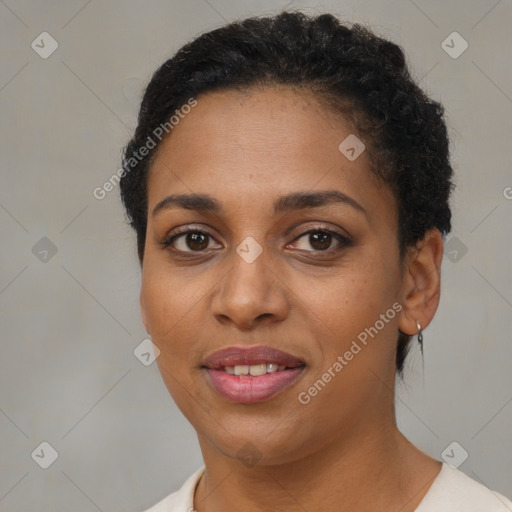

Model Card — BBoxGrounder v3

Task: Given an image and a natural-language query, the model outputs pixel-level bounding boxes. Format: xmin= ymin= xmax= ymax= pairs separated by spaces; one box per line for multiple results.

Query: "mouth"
xmin=201 ymin=345 xmax=306 ymax=403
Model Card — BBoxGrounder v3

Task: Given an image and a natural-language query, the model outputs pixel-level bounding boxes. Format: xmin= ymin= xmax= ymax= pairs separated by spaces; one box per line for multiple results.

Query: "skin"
xmin=139 ymin=86 xmax=445 ymax=511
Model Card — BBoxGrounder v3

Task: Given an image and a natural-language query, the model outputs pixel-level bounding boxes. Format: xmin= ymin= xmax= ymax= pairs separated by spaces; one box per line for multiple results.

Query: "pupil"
xmin=311 ymin=232 xmax=331 ymax=250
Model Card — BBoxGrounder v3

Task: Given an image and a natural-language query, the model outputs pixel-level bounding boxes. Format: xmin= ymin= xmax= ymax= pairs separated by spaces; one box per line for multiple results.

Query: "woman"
xmin=120 ymin=11 xmax=512 ymax=512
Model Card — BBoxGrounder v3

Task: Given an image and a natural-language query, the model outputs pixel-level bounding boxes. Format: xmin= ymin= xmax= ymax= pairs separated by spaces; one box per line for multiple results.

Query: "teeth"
xmin=234 ymin=365 xmax=249 ymax=375
xmin=249 ymin=364 xmax=267 ymax=376
xmin=224 ymin=363 xmax=290 ymax=375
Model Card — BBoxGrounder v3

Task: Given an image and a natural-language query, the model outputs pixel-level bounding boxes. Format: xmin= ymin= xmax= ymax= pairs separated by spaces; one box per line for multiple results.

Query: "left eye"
xmin=289 ymin=229 xmax=349 ymax=252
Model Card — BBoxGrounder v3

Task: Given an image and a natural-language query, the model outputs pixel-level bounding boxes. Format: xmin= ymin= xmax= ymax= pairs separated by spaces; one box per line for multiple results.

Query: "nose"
xmin=211 ymin=247 xmax=289 ymax=330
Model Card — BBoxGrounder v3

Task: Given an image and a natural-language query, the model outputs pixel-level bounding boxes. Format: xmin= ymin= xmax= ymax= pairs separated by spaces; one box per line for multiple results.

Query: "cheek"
xmin=292 ymin=259 xmax=394 ymax=331
xmin=140 ymin=267 xmax=187 ymax=354
xmin=292 ymin=254 xmax=401 ymax=382
xmin=140 ymin=262 xmax=219 ymax=370
xmin=141 ymin=270 xmax=199 ymax=404
xmin=142 ymin=262 xmax=201 ymax=328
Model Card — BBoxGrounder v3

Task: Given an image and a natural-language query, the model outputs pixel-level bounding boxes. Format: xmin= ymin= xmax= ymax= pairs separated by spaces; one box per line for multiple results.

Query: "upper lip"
xmin=202 ymin=345 xmax=305 ymax=369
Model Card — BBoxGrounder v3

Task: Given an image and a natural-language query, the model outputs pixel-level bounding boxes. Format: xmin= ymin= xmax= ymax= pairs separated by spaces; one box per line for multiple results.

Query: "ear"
xmin=140 ymin=291 xmax=150 ymax=335
xmin=398 ymin=228 xmax=444 ymax=336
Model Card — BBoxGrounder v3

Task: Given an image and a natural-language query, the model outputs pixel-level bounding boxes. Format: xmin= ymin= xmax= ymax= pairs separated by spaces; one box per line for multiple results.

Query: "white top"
xmin=143 ymin=462 xmax=512 ymax=512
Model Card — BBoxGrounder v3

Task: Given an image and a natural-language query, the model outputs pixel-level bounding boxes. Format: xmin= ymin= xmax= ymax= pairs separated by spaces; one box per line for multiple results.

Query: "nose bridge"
xmin=226 ymin=239 xmax=272 ymax=302
xmin=211 ymin=236 xmax=287 ymax=326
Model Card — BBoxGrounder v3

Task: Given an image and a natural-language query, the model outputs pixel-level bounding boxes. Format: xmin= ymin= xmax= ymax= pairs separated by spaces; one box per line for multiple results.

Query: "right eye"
xmin=160 ymin=228 xmax=221 ymax=253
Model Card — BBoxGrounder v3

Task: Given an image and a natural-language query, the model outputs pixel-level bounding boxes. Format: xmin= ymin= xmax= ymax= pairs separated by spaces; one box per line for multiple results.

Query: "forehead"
xmin=153 ymin=86 xmax=356 ymax=161
xmin=146 ymin=86 xmax=389 ymax=218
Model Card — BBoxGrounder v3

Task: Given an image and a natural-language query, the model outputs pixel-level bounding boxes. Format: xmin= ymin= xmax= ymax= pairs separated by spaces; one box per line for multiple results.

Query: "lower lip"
xmin=204 ymin=367 xmax=305 ymax=403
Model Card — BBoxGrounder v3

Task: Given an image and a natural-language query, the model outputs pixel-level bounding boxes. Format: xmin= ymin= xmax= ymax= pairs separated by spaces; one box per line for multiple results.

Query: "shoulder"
xmin=142 ymin=466 xmax=205 ymax=512
xmin=416 ymin=463 xmax=512 ymax=512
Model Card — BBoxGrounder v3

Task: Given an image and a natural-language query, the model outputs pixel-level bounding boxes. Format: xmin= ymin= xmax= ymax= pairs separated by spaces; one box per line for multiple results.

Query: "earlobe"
xmin=398 ymin=228 xmax=444 ymax=336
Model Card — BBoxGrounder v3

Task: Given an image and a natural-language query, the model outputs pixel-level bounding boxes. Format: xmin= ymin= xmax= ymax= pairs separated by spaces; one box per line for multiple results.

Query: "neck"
xmin=193 ymin=417 xmax=441 ymax=512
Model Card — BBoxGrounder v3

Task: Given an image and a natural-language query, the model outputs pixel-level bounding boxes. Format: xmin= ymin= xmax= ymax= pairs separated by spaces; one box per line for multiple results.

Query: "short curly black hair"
xmin=119 ymin=11 xmax=453 ymax=375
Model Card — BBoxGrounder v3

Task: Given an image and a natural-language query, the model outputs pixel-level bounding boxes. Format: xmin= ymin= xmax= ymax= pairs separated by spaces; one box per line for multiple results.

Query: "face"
xmin=140 ymin=86 xmax=409 ymax=465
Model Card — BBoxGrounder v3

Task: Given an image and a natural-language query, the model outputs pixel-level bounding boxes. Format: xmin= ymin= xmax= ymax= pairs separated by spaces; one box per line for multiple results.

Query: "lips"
xmin=202 ymin=345 xmax=306 ymax=403
xmin=202 ymin=345 xmax=305 ymax=369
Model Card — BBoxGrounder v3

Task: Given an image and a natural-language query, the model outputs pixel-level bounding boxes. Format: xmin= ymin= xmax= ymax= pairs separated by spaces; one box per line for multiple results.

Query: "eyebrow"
xmin=152 ymin=190 xmax=367 ymax=217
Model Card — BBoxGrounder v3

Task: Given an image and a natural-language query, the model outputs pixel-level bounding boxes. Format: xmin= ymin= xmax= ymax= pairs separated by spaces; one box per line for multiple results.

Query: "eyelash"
xmin=159 ymin=225 xmax=351 ymax=255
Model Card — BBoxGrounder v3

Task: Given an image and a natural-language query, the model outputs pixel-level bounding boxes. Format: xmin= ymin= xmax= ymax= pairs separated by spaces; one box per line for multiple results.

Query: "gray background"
xmin=1 ymin=0 xmax=511 ymax=510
